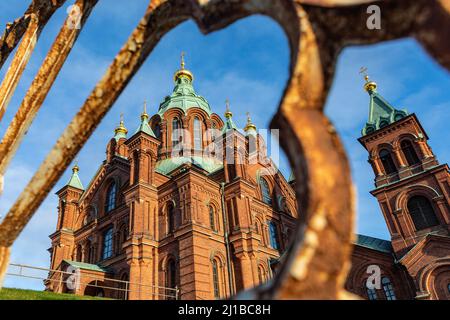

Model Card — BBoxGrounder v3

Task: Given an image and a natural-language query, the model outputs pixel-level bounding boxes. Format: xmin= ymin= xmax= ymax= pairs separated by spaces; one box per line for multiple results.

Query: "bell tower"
xmin=50 ymin=164 xmax=84 ymax=270
xmin=123 ymin=103 xmax=161 ymax=299
xmin=358 ymin=73 xmax=450 ymax=257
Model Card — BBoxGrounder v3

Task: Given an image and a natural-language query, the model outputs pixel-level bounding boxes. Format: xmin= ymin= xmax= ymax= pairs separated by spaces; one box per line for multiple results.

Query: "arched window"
xmin=166 ymin=259 xmax=177 ymax=300
xmin=105 ymin=182 xmax=117 ymax=213
xmin=258 ymin=266 xmax=266 ymax=284
xmin=172 ymin=118 xmax=182 ymax=148
xmin=379 ymin=149 xmax=397 ymax=175
xmin=268 ymin=221 xmax=280 ymax=250
xmin=88 ymin=243 xmax=95 ymax=263
xmin=118 ymin=273 xmax=129 ymax=300
xmin=212 ymin=259 xmax=220 ymax=299
xmin=407 ymin=196 xmax=439 ymax=230
xmin=102 ymin=228 xmax=114 ymax=260
xmin=367 ymin=288 xmax=377 ymax=300
xmin=154 ymin=123 xmax=161 ymax=139
xmin=85 ymin=241 xmax=91 ymax=263
xmin=211 ymin=122 xmax=217 ymax=142
xmin=76 ymin=244 xmax=82 ymax=262
xmin=382 ymin=277 xmax=396 ymax=300
xmin=193 ymin=117 xmax=202 ymax=150
xmin=260 ymin=179 xmax=272 ymax=205
xmin=401 ymin=140 xmax=420 ymax=166
xmin=209 ymin=206 xmax=217 ymax=232
xmin=167 ymin=202 xmax=175 ymax=233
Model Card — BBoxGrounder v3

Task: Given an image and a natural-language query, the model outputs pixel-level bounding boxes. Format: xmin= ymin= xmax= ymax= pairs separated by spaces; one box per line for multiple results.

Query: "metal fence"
xmin=5 ymin=263 xmax=179 ymax=300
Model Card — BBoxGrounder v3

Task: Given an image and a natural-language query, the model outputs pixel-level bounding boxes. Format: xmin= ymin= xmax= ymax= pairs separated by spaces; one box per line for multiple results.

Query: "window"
xmin=367 ymin=288 xmax=377 ymax=300
xmin=260 ymin=179 xmax=272 ymax=205
xmin=379 ymin=121 xmax=389 ymax=128
xmin=154 ymin=123 xmax=161 ymax=139
xmin=379 ymin=149 xmax=397 ymax=175
xmin=172 ymin=118 xmax=182 ymax=147
xmin=212 ymin=260 xmax=220 ymax=299
xmin=76 ymin=245 xmax=82 ymax=262
xmin=209 ymin=206 xmax=217 ymax=232
xmin=166 ymin=259 xmax=177 ymax=300
xmin=118 ymin=273 xmax=129 ymax=300
xmin=401 ymin=140 xmax=420 ymax=166
xmin=102 ymin=228 xmax=113 ymax=260
xmin=211 ymin=123 xmax=217 ymax=142
xmin=407 ymin=196 xmax=439 ymax=230
xmin=268 ymin=221 xmax=280 ymax=250
xmin=258 ymin=266 xmax=266 ymax=284
xmin=105 ymin=182 xmax=117 ymax=213
xmin=193 ymin=117 xmax=202 ymax=150
xmin=167 ymin=202 xmax=175 ymax=233
xmin=382 ymin=277 xmax=396 ymax=300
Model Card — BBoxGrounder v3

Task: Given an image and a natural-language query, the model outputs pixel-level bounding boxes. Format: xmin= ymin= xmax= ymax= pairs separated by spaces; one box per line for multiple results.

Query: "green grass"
xmin=0 ymin=288 xmax=109 ymax=300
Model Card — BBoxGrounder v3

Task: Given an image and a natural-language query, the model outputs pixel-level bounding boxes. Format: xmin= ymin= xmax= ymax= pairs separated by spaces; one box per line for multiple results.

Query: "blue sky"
xmin=1 ymin=1 xmax=449 ymax=290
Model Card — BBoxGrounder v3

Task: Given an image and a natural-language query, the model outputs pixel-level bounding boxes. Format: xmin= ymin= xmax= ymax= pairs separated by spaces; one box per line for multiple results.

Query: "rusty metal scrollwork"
xmin=0 ymin=0 xmax=449 ymax=299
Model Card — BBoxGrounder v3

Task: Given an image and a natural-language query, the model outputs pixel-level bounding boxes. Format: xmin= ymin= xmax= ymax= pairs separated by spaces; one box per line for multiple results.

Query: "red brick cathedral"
xmin=47 ymin=60 xmax=450 ymax=300
xmin=47 ymin=58 xmax=298 ymax=300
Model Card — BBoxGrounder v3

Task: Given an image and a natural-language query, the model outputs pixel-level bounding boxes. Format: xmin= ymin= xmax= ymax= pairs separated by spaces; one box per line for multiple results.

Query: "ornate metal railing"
xmin=0 ymin=0 xmax=449 ymax=299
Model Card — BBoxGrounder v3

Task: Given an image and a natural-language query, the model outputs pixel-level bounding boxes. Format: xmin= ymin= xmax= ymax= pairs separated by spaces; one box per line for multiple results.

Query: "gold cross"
xmin=181 ymin=51 xmax=185 ymax=69
xmin=359 ymin=66 xmax=369 ymax=81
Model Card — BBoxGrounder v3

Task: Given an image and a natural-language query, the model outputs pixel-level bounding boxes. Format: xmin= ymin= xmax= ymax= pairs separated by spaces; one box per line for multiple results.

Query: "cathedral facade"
xmin=46 ymin=59 xmax=450 ymax=300
xmin=46 ymin=59 xmax=298 ymax=300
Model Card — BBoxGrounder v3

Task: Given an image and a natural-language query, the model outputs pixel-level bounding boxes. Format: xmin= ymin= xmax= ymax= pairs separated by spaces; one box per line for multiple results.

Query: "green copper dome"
xmin=361 ymin=77 xmax=408 ymax=136
xmin=158 ymin=58 xmax=212 ymax=117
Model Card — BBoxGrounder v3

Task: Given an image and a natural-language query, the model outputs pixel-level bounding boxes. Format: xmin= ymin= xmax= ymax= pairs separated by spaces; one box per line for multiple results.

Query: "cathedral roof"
xmin=157 ymin=53 xmax=212 ymax=117
xmin=66 ymin=164 xmax=84 ymax=190
xmin=361 ymin=74 xmax=409 ymax=136
xmin=63 ymin=260 xmax=109 ymax=273
xmin=155 ymin=156 xmax=223 ymax=176
xmin=355 ymin=234 xmax=392 ymax=254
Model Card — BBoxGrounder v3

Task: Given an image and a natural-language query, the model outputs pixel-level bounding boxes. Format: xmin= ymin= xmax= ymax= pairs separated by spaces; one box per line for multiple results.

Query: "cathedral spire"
xmin=66 ymin=161 xmax=84 ymax=190
xmin=222 ymin=99 xmax=238 ymax=134
xmin=134 ymin=100 xmax=156 ymax=137
xmin=244 ymin=112 xmax=257 ymax=136
xmin=359 ymin=68 xmax=408 ymax=136
xmin=114 ymin=113 xmax=128 ymax=141
xmin=174 ymin=51 xmax=194 ymax=82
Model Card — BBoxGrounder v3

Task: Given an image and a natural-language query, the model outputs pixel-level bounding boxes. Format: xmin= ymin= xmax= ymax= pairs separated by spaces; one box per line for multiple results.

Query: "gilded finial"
xmin=141 ymin=100 xmax=149 ymax=121
xmin=72 ymin=160 xmax=79 ymax=173
xmin=244 ymin=112 xmax=257 ymax=132
xmin=181 ymin=51 xmax=185 ymax=70
xmin=174 ymin=51 xmax=193 ymax=82
xmin=359 ymin=66 xmax=377 ymax=92
xmin=224 ymin=99 xmax=233 ymax=119
xmin=115 ymin=112 xmax=128 ymax=136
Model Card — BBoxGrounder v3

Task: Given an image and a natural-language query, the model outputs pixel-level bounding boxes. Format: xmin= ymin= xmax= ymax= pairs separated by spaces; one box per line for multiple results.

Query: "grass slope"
xmin=0 ymin=288 xmax=108 ymax=300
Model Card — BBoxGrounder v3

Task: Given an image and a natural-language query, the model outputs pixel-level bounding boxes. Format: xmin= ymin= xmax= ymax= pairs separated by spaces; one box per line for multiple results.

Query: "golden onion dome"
xmin=224 ymin=98 xmax=233 ymax=119
xmin=244 ymin=112 xmax=257 ymax=132
xmin=114 ymin=113 xmax=128 ymax=136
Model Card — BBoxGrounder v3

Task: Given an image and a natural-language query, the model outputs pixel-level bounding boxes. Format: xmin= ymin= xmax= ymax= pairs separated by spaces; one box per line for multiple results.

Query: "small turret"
xmin=221 ymin=99 xmax=238 ymax=134
xmin=66 ymin=162 xmax=84 ymax=190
